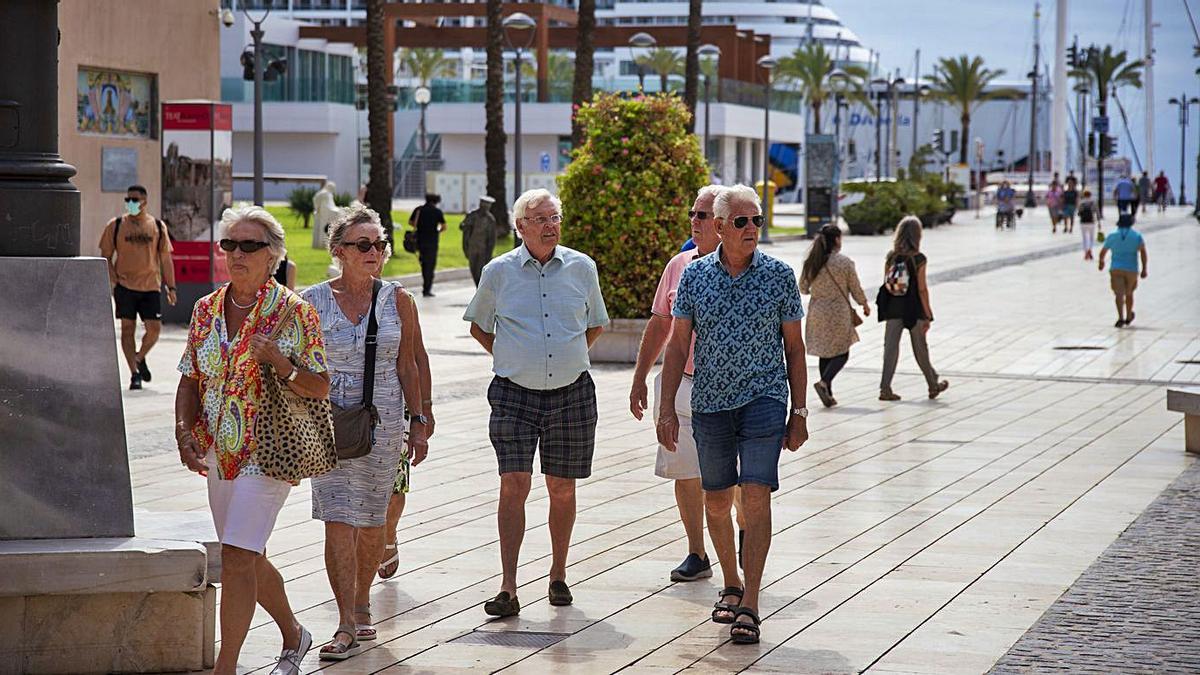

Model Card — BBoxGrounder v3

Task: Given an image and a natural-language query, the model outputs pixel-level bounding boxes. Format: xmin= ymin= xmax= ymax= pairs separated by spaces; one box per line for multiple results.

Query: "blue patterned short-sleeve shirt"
xmin=672 ymin=246 xmax=804 ymax=413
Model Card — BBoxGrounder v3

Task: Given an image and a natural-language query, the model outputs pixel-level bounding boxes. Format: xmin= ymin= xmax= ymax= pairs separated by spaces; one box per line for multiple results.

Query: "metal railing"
xmin=394 ymin=133 xmax=443 ymax=198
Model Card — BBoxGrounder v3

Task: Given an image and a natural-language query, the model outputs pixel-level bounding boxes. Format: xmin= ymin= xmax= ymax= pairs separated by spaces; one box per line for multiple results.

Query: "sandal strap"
xmin=718 ymin=586 xmax=744 ymax=599
xmin=733 ymin=607 xmax=761 ymax=625
xmin=354 ymin=604 xmax=371 ymax=615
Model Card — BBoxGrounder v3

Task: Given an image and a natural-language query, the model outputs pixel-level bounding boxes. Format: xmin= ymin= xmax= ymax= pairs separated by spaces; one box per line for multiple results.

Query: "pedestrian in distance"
xmin=174 ymin=206 xmax=331 ymax=675
xmin=658 ymin=184 xmax=810 ymax=646
xmin=99 ymin=184 xmax=177 ymax=391
xmin=1113 ymin=173 xmax=1137 ymax=219
xmin=1078 ymin=190 xmax=1098 ymax=261
xmin=409 ymin=193 xmax=447 ymax=297
xmin=876 ymin=216 xmax=949 ymax=402
xmin=464 ymin=188 xmax=609 ymax=618
xmin=995 ymin=180 xmax=1017 ymax=230
xmin=301 ymin=206 xmax=430 ymax=660
xmin=460 ymin=195 xmax=498 ymax=286
xmin=1046 ymin=180 xmax=1063 ymax=233
xmin=1138 ymin=171 xmax=1153 ymax=215
xmin=1061 ymin=176 xmax=1079 ymax=234
xmin=630 ymin=185 xmax=746 ymax=583
xmin=1153 ymin=171 xmax=1170 ymax=213
xmin=800 ymin=224 xmax=870 ymax=408
xmin=1098 ymin=213 xmax=1148 ymax=328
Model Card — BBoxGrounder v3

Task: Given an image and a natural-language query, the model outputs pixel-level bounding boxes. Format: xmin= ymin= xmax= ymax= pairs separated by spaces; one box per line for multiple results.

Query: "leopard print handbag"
xmin=253 ymin=300 xmax=337 ymax=483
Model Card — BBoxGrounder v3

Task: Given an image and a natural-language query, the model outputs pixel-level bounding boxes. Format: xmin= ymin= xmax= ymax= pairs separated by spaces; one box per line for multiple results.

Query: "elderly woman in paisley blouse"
xmin=175 ymin=205 xmax=330 ymax=675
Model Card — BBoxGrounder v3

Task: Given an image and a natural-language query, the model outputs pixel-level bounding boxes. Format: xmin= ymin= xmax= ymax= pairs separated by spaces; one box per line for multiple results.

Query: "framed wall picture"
xmin=77 ymin=67 xmax=156 ymax=138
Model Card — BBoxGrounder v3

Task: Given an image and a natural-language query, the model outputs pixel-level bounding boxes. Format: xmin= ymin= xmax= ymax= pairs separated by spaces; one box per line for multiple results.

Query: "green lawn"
xmin=267 ymin=206 xmax=512 ymax=288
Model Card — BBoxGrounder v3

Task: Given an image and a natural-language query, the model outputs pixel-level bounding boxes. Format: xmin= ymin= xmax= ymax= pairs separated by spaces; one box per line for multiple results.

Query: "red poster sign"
xmin=163 ymin=103 xmax=232 ymax=131
xmin=172 ymin=240 xmax=229 ymax=284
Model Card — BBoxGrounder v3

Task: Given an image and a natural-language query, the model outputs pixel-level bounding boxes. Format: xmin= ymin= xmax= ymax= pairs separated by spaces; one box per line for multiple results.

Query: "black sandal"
xmin=711 ymin=586 xmax=743 ymax=624
xmin=730 ymin=607 xmax=761 ymax=644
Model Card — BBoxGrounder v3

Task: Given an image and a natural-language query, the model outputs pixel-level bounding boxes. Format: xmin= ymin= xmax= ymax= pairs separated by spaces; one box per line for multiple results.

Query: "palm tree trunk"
xmin=959 ymin=112 xmax=971 ymax=165
xmin=365 ymin=0 xmax=393 ymax=238
xmin=682 ymin=0 xmax=702 ymax=132
xmin=485 ymin=0 xmax=509 ymax=230
xmin=571 ymin=0 xmax=595 ymax=147
xmin=1096 ymin=97 xmax=1106 ymax=219
xmin=811 ymin=102 xmax=822 ymax=135
xmin=660 ymin=72 xmax=669 ymax=93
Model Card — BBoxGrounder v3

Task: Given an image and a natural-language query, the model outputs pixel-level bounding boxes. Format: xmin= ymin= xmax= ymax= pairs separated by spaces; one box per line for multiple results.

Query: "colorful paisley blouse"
xmin=178 ymin=278 xmax=328 ymax=480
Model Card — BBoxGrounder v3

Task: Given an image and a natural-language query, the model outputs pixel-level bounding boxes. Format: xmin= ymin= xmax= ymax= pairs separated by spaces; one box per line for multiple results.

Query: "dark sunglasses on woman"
xmin=688 ymin=210 xmax=710 ymax=220
xmin=344 ymin=239 xmax=389 ymax=253
xmin=731 ymin=215 xmax=765 ymax=229
xmin=219 ymin=239 xmax=270 ymax=253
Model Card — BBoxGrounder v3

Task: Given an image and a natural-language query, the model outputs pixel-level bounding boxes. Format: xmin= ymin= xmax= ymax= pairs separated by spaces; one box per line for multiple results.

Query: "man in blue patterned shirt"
xmin=657 ymin=184 xmax=809 ymax=645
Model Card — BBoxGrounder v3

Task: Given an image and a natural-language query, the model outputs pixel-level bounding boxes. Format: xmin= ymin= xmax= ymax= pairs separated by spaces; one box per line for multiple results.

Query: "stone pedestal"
xmin=590 ymin=318 xmax=655 ymax=364
xmin=0 ymin=257 xmax=132 ymax=540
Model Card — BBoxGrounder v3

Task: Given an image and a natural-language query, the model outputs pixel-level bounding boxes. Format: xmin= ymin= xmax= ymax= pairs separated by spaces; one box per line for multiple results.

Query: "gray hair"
xmin=327 ymin=204 xmax=391 ymax=265
xmin=713 ymin=184 xmax=761 ymax=220
xmin=219 ymin=205 xmax=287 ymax=274
xmin=512 ymin=188 xmax=562 ymax=226
xmin=696 ymin=184 xmax=723 ymax=203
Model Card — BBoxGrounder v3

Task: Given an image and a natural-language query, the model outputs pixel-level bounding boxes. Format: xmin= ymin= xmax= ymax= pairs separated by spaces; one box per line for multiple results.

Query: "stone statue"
xmin=460 ymin=195 xmax=498 ymax=286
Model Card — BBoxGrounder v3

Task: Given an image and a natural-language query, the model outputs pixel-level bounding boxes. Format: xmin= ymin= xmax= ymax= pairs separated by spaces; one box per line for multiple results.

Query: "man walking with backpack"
xmin=99 ymin=184 xmax=176 ymax=390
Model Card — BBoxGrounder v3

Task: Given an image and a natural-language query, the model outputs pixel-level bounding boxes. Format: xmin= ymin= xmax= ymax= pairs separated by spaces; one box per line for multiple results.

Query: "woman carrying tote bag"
xmin=799 ymin=224 xmax=870 ymax=408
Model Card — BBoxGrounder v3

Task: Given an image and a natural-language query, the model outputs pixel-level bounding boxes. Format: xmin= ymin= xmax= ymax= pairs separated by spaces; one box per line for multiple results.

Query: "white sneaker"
xmin=269 ymin=624 xmax=312 ymax=675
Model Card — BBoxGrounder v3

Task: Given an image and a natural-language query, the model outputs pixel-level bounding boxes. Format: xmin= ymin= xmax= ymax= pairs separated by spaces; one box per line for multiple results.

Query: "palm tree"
xmin=776 ymin=42 xmax=872 ymax=134
xmin=638 ymin=48 xmax=684 ymax=93
xmin=484 ymin=0 xmax=508 ymax=229
xmin=1071 ymin=45 xmax=1142 ymax=218
xmin=520 ymin=53 xmax=574 ymax=100
xmin=365 ymin=0 xmax=393 ymax=237
xmin=682 ymin=0 xmax=702 ymax=132
xmin=571 ymin=0 xmax=595 ymax=147
xmin=399 ymin=48 xmax=454 ymax=86
xmin=927 ymin=55 xmax=1019 ymax=164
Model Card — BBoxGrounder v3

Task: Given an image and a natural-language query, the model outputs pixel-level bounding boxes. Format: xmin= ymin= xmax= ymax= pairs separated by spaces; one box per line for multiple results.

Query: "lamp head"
xmin=413 ymin=86 xmax=432 ymax=106
xmin=502 ymin=12 xmax=536 ymax=31
xmin=698 ymin=44 xmax=721 ymax=58
xmin=629 ymin=32 xmax=656 ymax=48
xmin=502 ymin=12 xmax=537 ymax=49
xmin=757 ymin=55 xmax=778 ymax=71
xmin=220 ymin=8 xmax=235 ymax=28
xmin=1169 ymin=97 xmax=1181 ymax=105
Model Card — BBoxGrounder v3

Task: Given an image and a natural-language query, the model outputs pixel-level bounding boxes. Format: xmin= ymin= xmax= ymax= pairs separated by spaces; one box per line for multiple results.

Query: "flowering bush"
xmin=558 ymin=93 xmax=708 ymax=318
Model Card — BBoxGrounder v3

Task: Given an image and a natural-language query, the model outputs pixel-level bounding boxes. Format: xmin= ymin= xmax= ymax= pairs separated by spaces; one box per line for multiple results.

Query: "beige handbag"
xmin=253 ymin=298 xmax=338 ymax=482
xmin=824 ymin=266 xmax=864 ymax=327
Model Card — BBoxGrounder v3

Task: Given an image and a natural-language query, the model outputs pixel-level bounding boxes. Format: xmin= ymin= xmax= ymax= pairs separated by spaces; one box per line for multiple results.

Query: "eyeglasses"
xmin=219 ymin=239 xmax=270 ymax=253
xmin=124 ymin=197 xmax=142 ymax=204
xmin=522 ymin=213 xmax=562 ymax=226
xmin=731 ymin=215 xmax=765 ymax=229
xmin=688 ymin=210 xmax=711 ymax=220
xmin=344 ymin=239 xmax=388 ymax=253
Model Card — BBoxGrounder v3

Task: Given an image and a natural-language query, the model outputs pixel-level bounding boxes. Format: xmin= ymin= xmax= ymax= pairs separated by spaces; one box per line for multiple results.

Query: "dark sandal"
xmin=318 ymin=625 xmax=361 ymax=661
xmin=730 ymin=607 xmax=761 ymax=644
xmin=484 ymin=591 xmax=521 ymax=617
xmin=711 ymin=586 xmax=744 ymax=624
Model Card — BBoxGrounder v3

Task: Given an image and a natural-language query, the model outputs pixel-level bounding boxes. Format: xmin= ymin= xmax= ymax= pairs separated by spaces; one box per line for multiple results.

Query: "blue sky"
xmin=828 ymin=0 xmax=1199 ymax=188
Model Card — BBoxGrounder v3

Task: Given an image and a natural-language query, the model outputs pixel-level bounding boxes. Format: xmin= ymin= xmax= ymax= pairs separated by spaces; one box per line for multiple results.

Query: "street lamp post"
xmin=629 ymin=32 xmax=656 ymax=93
xmin=238 ymin=7 xmax=287 ymax=206
xmin=871 ymin=75 xmax=904 ymax=179
xmin=414 ymin=86 xmax=432 ymax=161
xmin=503 ymin=11 xmax=536 ymax=248
xmin=758 ymin=55 xmax=778 ymax=244
xmin=699 ymin=44 xmax=720 ymax=171
xmin=1167 ymin=94 xmax=1200 ymax=205
xmin=1075 ymin=82 xmax=1089 ymax=191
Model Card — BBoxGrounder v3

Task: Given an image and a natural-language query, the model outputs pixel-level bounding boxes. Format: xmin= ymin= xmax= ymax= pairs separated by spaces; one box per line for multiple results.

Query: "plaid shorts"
xmin=487 ymin=372 xmax=598 ymax=479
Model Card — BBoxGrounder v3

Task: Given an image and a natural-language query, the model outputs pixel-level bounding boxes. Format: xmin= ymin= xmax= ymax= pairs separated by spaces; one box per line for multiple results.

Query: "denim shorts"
xmin=691 ymin=397 xmax=787 ymax=492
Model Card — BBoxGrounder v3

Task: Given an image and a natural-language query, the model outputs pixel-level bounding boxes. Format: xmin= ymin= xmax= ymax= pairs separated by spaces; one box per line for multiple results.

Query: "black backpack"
xmin=112 ymin=215 xmax=167 ymax=250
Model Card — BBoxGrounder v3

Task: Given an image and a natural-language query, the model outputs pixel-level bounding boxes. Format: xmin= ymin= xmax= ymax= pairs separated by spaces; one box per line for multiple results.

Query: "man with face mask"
xmin=99 ymin=184 xmax=176 ymax=390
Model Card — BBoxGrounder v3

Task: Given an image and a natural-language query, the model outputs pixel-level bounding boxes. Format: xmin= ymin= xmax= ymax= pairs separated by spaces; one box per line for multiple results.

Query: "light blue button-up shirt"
xmin=464 ymin=244 xmax=609 ymax=390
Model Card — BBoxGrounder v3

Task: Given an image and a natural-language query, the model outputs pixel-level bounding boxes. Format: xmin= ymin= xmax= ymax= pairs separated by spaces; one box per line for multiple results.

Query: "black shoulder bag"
xmin=331 ymin=279 xmax=383 ymax=459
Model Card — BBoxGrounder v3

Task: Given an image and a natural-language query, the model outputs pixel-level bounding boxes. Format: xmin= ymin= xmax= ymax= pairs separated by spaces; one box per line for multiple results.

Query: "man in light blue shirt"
xmin=464 ymin=188 xmax=608 ymax=617
xmin=658 ymin=184 xmax=809 ymax=646
xmin=1113 ymin=174 xmax=1136 ymax=217
xmin=1098 ymin=213 xmax=1148 ymax=327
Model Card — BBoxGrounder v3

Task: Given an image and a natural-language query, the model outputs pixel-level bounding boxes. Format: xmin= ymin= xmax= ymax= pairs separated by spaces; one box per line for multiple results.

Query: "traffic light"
xmin=1100 ymin=134 xmax=1116 ymax=158
xmin=932 ymin=129 xmax=945 ymax=153
xmin=1087 ymin=133 xmax=1096 ymax=158
xmin=1067 ymin=44 xmax=1079 ymax=69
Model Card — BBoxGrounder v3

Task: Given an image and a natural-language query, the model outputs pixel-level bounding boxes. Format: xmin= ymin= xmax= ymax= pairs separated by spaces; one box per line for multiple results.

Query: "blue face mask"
xmin=125 ymin=200 xmax=142 ymax=216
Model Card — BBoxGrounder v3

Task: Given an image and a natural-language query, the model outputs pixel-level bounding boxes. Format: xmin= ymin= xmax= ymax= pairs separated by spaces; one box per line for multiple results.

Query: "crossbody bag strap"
xmin=361 ymin=278 xmax=383 ymax=407
xmin=822 ymin=263 xmax=855 ymax=313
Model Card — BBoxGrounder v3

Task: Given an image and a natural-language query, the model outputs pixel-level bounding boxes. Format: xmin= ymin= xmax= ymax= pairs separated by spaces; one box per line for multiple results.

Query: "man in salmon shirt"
xmin=629 ymin=185 xmax=744 ymax=583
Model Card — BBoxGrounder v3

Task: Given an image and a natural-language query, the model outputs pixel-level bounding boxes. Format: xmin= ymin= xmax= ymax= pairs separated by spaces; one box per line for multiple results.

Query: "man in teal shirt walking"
xmin=1098 ymin=214 xmax=1148 ymax=327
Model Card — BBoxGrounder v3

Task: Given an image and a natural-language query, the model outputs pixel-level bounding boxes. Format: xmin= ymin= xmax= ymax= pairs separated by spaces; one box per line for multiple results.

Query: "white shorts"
xmin=206 ymin=455 xmax=291 ymax=554
xmin=652 ymin=373 xmax=701 ymax=480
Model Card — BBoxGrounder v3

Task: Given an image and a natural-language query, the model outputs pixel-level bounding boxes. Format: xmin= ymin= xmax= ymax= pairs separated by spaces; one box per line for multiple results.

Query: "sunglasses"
xmin=124 ymin=197 xmax=142 ymax=204
xmin=219 ymin=238 xmax=270 ymax=253
xmin=343 ymin=239 xmax=389 ymax=253
xmin=688 ymin=210 xmax=710 ymax=220
xmin=731 ymin=215 xmax=765 ymax=229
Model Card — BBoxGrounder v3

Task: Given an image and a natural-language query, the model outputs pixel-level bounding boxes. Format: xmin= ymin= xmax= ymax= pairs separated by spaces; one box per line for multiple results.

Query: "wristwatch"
xmin=792 ymin=407 xmax=809 ymax=419
xmin=411 ymin=414 xmax=430 ymax=427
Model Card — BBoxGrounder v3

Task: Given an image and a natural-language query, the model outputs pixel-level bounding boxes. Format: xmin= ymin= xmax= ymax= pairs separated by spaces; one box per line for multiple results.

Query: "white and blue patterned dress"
xmin=303 ymin=280 xmax=408 ymax=528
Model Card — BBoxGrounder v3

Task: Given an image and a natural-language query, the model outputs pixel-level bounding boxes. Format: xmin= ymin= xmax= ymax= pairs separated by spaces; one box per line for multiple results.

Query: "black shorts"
xmin=488 ymin=372 xmax=598 ymax=479
xmin=114 ymin=284 xmax=162 ymax=322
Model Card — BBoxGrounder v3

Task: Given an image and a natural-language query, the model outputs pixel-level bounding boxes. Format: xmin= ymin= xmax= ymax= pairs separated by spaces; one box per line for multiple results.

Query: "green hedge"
xmin=842 ymin=179 xmax=953 ymax=235
xmin=558 ymin=93 xmax=708 ymax=318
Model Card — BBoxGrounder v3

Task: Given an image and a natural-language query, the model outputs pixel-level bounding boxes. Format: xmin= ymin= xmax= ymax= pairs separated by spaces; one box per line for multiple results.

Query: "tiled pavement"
xmin=121 ymin=207 xmax=1199 ymax=673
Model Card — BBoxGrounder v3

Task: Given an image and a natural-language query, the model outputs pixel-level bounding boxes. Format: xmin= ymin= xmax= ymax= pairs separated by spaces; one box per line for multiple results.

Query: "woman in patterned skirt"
xmin=302 ymin=206 xmax=430 ymax=660
xmin=799 ymin=224 xmax=870 ymax=407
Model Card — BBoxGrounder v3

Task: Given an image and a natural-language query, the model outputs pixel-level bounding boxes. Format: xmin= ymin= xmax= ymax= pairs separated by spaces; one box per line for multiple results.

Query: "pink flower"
xmin=622 ymin=149 xmax=629 ymax=156
xmin=635 ymin=210 xmax=644 ymax=217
